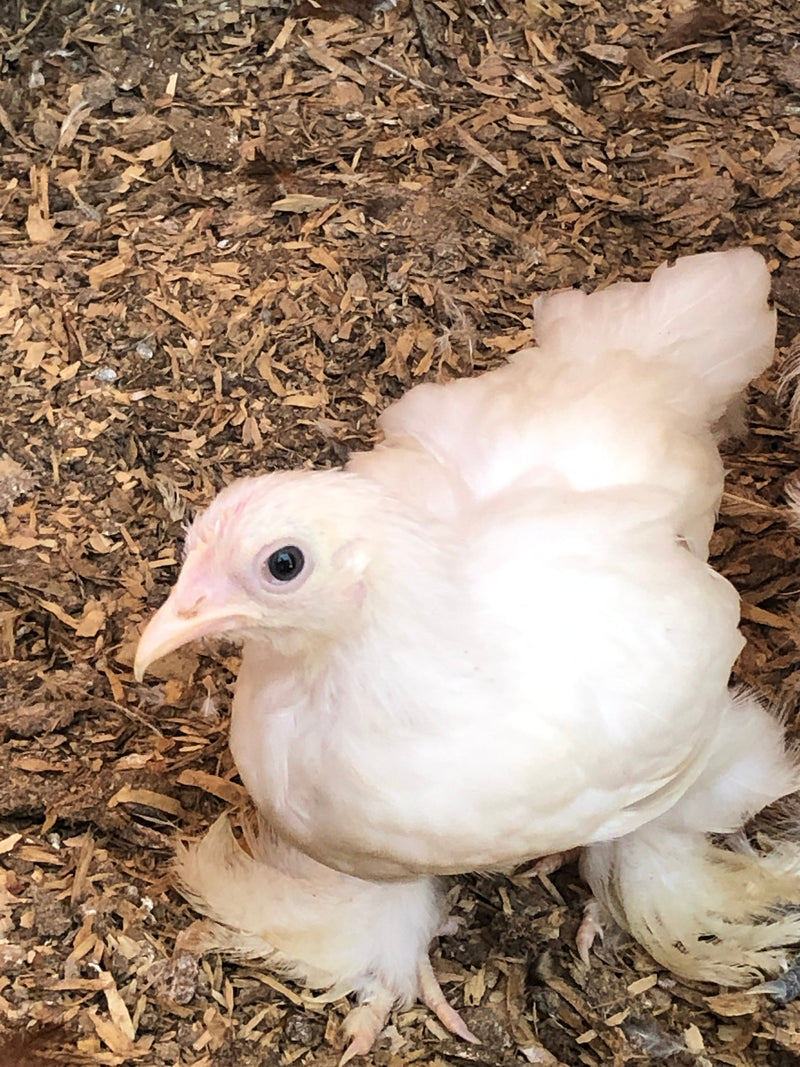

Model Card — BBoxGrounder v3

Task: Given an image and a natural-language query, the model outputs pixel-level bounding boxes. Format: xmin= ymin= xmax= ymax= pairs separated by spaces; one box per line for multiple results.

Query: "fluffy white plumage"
xmin=136 ymin=248 xmax=800 ymax=1060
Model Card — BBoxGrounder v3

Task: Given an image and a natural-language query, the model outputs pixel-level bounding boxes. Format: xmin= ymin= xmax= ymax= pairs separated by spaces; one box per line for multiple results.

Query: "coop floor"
xmin=2 ymin=0 xmax=800 ymax=1064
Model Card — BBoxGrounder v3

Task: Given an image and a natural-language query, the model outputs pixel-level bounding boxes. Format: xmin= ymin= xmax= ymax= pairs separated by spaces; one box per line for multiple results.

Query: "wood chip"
xmin=627 ymin=973 xmax=659 ymax=996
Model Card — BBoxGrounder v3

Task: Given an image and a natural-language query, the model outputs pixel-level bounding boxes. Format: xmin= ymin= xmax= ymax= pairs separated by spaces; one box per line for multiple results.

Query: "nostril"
xmin=177 ymin=596 xmax=206 ymax=619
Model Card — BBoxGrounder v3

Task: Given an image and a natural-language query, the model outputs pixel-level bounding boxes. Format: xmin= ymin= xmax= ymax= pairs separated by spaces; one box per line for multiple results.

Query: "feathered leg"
xmin=173 ymin=815 xmax=477 ymax=1059
xmin=582 ymin=691 xmax=800 ymax=984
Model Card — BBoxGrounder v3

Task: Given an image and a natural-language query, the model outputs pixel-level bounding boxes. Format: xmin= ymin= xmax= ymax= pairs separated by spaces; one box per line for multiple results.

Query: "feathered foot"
xmin=173 ymin=815 xmax=473 ymax=1060
xmin=582 ymin=691 xmax=800 ymax=985
xmin=338 ymin=961 xmax=478 ymax=1065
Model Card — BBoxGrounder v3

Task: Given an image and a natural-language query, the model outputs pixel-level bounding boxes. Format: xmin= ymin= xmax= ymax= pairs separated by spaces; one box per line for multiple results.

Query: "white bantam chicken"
xmin=135 ymin=248 xmax=800 ymax=1061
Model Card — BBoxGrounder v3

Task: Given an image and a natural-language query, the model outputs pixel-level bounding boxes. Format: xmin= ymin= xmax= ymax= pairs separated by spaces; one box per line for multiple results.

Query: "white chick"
xmin=136 ymin=248 xmax=800 ymax=1061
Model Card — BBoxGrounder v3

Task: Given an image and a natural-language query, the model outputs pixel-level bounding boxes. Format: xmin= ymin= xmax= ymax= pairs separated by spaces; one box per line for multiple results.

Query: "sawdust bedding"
xmin=1 ymin=0 xmax=800 ymax=1064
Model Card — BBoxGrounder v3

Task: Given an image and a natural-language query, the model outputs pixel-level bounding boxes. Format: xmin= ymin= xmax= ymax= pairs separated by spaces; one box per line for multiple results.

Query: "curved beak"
xmin=134 ymin=554 xmax=257 ymax=681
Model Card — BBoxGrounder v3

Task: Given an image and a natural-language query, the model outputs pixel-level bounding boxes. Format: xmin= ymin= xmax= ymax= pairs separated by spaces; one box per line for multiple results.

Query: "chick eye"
xmin=265 ymin=545 xmax=305 ymax=582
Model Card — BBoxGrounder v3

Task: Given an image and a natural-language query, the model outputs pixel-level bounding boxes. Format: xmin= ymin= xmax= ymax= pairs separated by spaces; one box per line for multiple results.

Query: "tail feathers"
xmin=174 ymin=815 xmax=442 ymax=1005
xmin=582 ymin=828 xmax=800 ymax=985
xmin=534 ymin=248 xmax=776 ymax=422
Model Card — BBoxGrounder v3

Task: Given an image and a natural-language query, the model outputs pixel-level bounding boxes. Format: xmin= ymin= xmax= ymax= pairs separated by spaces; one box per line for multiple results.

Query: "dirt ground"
xmin=2 ymin=0 xmax=800 ymax=1064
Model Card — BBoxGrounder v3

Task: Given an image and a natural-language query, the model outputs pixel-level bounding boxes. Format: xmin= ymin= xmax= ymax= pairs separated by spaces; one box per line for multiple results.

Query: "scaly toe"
xmin=339 ymin=989 xmax=395 ymax=1065
xmin=418 ymin=957 xmax=480 ymax=1045
xmin=576 ymin=899 xmax=604 ymax=965
xmin=528 ymin=847 xmax=581 ymax=879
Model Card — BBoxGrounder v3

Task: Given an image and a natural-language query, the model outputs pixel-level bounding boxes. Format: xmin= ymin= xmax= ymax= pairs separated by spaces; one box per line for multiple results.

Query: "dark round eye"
xmin=265 ymin=545 xmax=305 ymax=582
